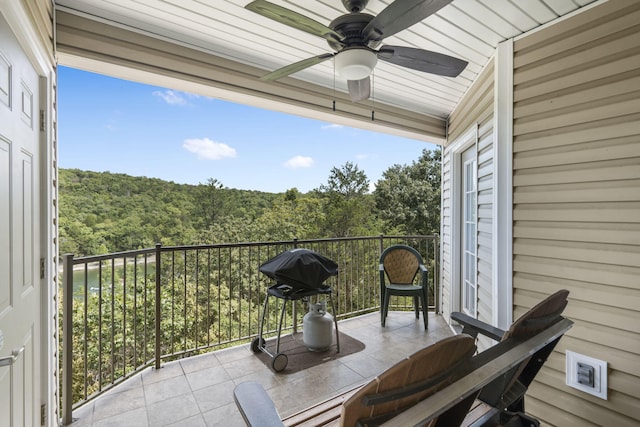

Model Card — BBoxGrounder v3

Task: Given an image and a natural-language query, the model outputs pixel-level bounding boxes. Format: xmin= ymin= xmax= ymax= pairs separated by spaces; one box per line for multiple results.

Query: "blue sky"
xmin=57 ymin=66 xmax=437 ymax=193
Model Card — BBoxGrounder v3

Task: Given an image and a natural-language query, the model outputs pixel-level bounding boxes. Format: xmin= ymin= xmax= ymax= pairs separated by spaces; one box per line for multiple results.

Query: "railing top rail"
xmin=66 ymin=235 xmax=440 ymax=263
xmin=160 ymin=235 xmax=439 ymax=252
xmin=68 ymin=247 xmax=157 ymax=264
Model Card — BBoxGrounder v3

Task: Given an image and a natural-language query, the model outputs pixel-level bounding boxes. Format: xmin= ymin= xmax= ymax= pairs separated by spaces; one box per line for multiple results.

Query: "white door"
xmin=0 ymin=13 xmax=42 ymax=427
xmin=461 ymin=146 xmax=477 ymax=316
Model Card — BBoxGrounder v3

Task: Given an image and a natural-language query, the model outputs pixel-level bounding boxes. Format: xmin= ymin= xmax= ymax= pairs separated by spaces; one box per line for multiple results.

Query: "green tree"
xmin=255 ymin=194 xmax=325 ymax=240
xmin=374 ymin=148 xmax=441 ymax=235
xmin=319 ymin=161 xmax=369 ymax=197
xmin=196 ymin=178 xmax=228 ymax=228
xmin=317 ymin=162 xmax=372 ymax=237
xmin=284 ymin=188 xmax=299 ymax=202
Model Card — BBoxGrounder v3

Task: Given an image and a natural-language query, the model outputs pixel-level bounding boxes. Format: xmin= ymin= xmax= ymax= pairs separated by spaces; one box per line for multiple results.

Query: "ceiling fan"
xmin=245 ymin=0 xmax=468 ymax=102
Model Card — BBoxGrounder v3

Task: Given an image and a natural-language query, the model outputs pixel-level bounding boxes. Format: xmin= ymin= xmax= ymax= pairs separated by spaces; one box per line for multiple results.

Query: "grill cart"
xmin=252 ymin=248 xmax=340 ymax=372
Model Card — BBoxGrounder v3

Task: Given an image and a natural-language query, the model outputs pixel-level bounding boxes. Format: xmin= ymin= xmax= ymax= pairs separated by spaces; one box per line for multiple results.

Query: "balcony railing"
xmin=60 ymin=235 xmax=439 ymax=424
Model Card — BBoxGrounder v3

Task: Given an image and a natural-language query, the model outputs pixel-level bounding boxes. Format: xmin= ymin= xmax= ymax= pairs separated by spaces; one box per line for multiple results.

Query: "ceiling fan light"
xmin=335 ymin=48 xmax=378 ymax=80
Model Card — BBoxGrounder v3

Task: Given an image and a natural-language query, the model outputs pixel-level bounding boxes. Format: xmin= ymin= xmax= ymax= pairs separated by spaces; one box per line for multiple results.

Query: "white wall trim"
xmin=439 ymin=139 xmax=445 ymax=314
xmin=40 ymin=72 xmax=57 ymax=427
xmin=492 ymin=39 xmax=514 ymax=330
xmin=446 ymin=124 xmax=478 ymax=317
xmin=0 ymin=0 xmax=52 ymax=75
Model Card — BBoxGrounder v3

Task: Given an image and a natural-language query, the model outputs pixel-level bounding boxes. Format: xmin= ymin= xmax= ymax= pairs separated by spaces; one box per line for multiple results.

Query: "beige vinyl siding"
xmin=440 ymin=142 xmax=452 ymax=319
xmin=54 ymin=11 xmax=446 ymax=143
xmin=448 ymin=59 xmax=494 ymax=143
xmin=441 ymin=59 xmax=494 ymax=332
xmin=512 ymin=1 xmax=640 ymax=425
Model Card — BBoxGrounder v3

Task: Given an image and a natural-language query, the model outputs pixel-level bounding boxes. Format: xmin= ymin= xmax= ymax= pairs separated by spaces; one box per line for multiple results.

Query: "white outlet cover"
xmin=566 ymin=350 xmax=607 ymax=400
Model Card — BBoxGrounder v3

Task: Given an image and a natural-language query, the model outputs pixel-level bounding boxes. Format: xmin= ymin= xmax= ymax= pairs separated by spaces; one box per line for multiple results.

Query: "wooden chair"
xmin=379 ymin=245 xmax=429 ymax=329
xmin=451 ymin=289 xmax=570 ymax=426
xmin=233 ymin=291 xmax=573 ymax=427
xmin=234 ymin=334 xmax=478 ymax=427
xmin=382 ymin=317 xmax=572 ymax=427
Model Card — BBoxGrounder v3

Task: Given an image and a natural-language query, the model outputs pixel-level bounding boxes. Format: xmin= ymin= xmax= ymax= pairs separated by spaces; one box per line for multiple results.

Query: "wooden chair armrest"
xmin=234 ymin=381 xmax=284 ymax=427
xmin=451 ymin=312 xmax=505 ymax=341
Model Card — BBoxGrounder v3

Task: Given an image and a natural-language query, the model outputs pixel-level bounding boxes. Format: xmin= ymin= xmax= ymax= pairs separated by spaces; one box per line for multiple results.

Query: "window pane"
xmin=470 ymin=286 xmax=476 ymax=312
xmin=470 ymin=257 xmax=476 ymax=286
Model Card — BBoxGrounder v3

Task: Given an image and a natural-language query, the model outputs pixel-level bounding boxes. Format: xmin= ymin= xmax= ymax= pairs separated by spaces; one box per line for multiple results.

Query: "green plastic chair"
xmin=379 ymin=245 xmax=429 ymax=329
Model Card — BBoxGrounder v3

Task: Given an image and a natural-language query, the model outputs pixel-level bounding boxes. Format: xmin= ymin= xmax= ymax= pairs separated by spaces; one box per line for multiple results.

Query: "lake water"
xmin=70 ymin=262 xmax=156 ymax=297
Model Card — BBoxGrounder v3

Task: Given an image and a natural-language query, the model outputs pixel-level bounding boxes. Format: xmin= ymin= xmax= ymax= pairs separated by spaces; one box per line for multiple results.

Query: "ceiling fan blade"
xmin=363 ymin=0 xmax=452 ymax=42
xmin=246 ymin=0 xmax=344 ymax=43
xmin=378 ymin=45 xmax=467 ymax=77
xmin=347 ymin=77 xmax=371 ymax=102
xmin=260 ymin=53 xmax=334 ymax=81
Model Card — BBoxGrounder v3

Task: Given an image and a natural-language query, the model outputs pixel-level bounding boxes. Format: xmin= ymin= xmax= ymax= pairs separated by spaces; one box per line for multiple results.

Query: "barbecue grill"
xmin=252 ymin=248 xmax=340 ymax=371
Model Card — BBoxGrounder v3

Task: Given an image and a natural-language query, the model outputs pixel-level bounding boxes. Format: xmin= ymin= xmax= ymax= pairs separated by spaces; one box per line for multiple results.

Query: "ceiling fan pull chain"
xmin=371 ymin=71 xmax=375 ymax=121
xmin=333 ymin=59 xmax=337 ymax=112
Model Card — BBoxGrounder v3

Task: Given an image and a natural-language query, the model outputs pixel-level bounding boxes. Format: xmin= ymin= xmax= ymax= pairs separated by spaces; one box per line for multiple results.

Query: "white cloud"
xmin=283 ymin=155 xmax=314 ymax=169
xmin=321 ymin=123 xmax=344 ymax=130
xmin=356 ymin=153 xmax=369 ymax=160
xmin=153 ymin=90 xmax=188 ymax=105
xmin=183 ymin=138 xmax=237 ymax=160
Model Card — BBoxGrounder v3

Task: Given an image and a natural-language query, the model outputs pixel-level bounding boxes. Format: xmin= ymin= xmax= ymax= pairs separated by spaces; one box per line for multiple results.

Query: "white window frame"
xmin=461 ymin=147 xmax=477 ymax=316
xmin=447 ymin=125 xmax=478 ymax=317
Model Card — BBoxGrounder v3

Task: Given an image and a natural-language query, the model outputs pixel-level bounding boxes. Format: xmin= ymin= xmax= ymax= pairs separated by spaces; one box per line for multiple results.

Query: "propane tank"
xmin=303 ymin=301 xmax=333 ymax=351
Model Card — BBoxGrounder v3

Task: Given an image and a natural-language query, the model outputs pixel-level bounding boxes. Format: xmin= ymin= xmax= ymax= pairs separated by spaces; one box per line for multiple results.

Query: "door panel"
xmin=0 ymin=13 xmax=41 ymax=427
xmin=20 ymin=153 xmax=34 ymax=291
xmin=0 ymin=138 xmax=10 ymax=313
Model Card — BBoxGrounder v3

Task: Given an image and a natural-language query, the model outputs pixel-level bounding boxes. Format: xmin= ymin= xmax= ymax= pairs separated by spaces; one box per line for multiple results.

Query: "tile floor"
xmin=69 ymin=311 xmax=453 ymax=427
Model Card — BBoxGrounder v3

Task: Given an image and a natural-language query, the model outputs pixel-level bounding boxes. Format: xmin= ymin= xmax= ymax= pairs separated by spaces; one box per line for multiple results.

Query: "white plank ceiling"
xmin=55 ymin=0 xmax=598 ymax=119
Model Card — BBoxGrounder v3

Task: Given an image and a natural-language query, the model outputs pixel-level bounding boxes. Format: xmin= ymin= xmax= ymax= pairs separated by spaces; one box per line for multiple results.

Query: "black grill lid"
xmin=259 ymin=248 xmax=338 ymax=289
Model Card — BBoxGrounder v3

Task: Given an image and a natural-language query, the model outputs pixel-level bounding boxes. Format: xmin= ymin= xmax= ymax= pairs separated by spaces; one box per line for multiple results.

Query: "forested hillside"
xmin=59 ymin=149 xmax=441 ymax=256
xmin=58 ymin=169 xmax=280 ymax=255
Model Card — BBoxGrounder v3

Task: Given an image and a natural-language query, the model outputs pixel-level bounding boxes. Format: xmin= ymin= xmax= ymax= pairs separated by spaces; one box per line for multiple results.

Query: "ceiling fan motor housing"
xmin=341 ymin=0 xmax=369 ymax=12
xmin=328 ymin=13 xmax=380 ymax=51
